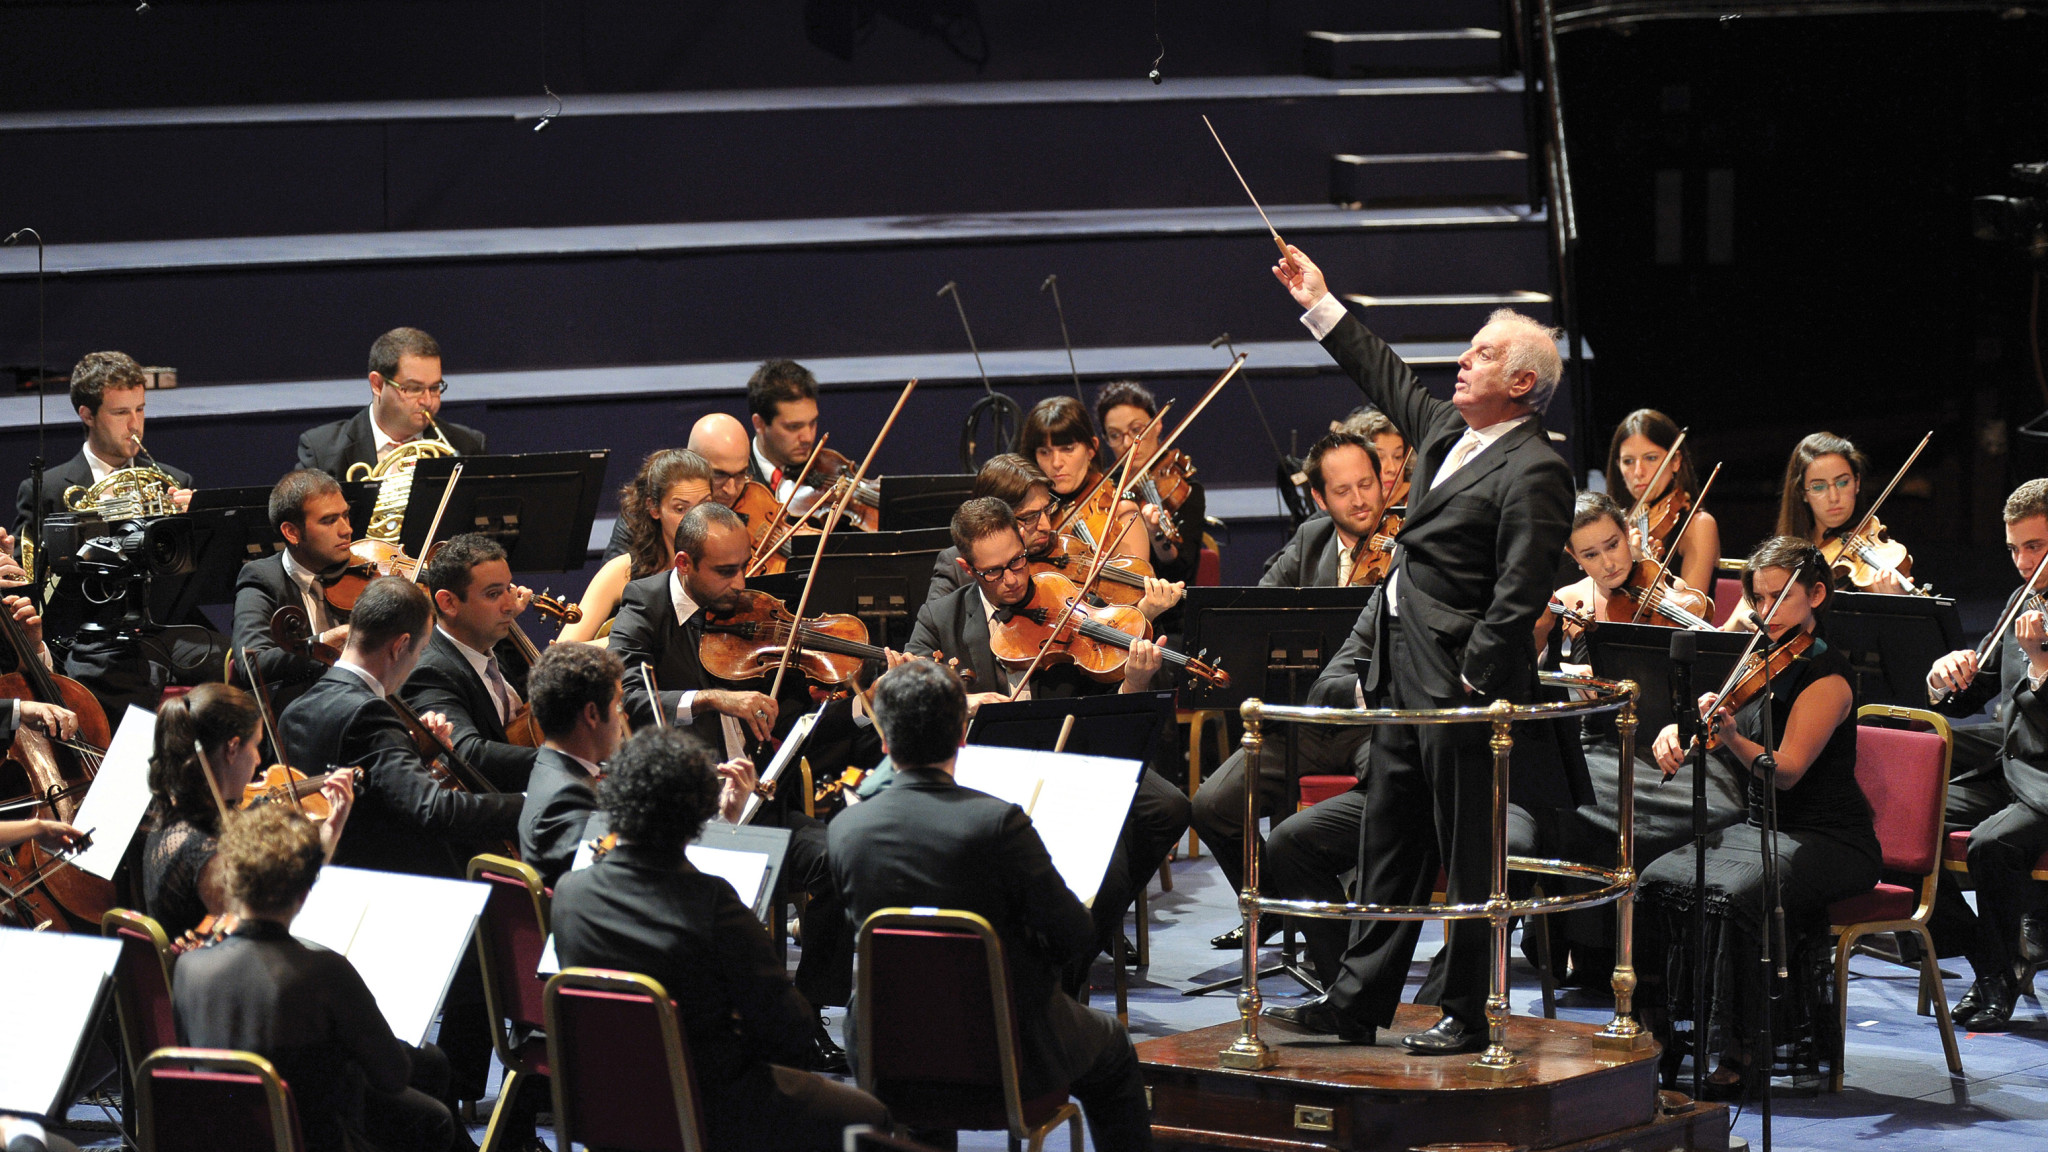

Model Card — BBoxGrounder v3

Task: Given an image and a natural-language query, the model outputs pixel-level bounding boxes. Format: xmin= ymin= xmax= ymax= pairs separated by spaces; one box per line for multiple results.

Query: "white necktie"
xmin=1442 ymin=432 xmax=1482 ymax=481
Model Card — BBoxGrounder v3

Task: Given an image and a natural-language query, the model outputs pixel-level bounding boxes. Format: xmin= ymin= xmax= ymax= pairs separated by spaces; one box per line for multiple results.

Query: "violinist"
xmin=173 ymin=805 xmax=460 ymax=1152
xmin=747 ymin=359 xmax=822 ymax=501
xmin=1337 ymin=406 xmax=1412 ymax=510
xmin=571 ymin=449 xmax=714 ymax=643
xmin=927 ymin=454 xmax=1061 ymax=604
xmin=1641 ymin=537 xmax=1877 ymax=1096
xmin=517 ymin=644 xmax=626 ymax=885
xmin=1018 ymin=396 xmax=1149 ymax=566
xmin=1775 ymin=431 xmax=1912 ymax=595
xmin=294 ymin=327 xmax=486 ymax=480
xmin=1098 ymin=380 xmax=1204 ymax=585
xmin=903 ymin=497 xmax=1190 ymax=972
xmin=235 ymin=470 xmax=356 ymax=713
xmin=1533 ymin=492 xmax=1714 ymax=658
xmin=1926 ymin=479 xmax=2048 ymax=1031
xmin=400 ymin=534 xmax=540 ymax=791
xmin=1260 ymin=431 xmax=1386 ymax=588
xmin=1607 ymin=409 xmax=1720 ymax=594
xmin=141 ymin=683 xmax=354 ymax=941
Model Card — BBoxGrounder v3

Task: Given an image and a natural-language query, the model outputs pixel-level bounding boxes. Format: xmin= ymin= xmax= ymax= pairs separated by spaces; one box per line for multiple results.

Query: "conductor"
xmin=1265 ymin=245 xmax=1574 ymax=1052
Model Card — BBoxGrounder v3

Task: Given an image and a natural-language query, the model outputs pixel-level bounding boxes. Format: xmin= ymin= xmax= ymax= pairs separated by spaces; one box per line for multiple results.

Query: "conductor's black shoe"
xmin=808 ymin=1015 xmax=851 ymax=1074
xmin=1261 ymin=996 xmax=1375 ymax=1044
xmin=1211 ymin=921 xmax=1282 ymax=951
xmin=2022 ymin=913 xmax=2048 ymax=966
xmin=1401 ymin=1016 xmax=1484 ymax=1055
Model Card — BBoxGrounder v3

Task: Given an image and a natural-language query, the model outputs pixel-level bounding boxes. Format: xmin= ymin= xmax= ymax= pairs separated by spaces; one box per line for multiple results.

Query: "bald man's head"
xmin=689 ymin=413 xmax=754 ymax=506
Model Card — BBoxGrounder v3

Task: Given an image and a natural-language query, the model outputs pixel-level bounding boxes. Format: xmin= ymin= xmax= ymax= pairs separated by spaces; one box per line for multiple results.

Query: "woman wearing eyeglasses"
xmin=1773 ymin=432 xmax=1912 ymax=596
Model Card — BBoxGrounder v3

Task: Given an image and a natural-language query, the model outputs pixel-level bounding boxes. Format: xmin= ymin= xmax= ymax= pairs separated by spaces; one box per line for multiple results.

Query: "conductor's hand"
xmin=704 ymin=690 xmax=778 ymax=743
xmin=1122 ymin=638 xmax=1164 ymax=693
xmin=1137 ymin=577 xmax=1185 ymax=621
xmin=1928 ymin=648 xmax=1979 ymax=700
xmin=1271 ymin=244 xmax=1328 ymax=310
xmin=1652 ymin=723 xmax=1687 ymax=779
xmin=19 ymin=701 xmax=77 ymax=741
xmin=715 ymin=758 xmax=759 ymax=824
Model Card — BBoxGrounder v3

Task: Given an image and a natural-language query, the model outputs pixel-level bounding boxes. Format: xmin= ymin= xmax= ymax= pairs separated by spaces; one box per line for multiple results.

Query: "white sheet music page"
xmin=953 ymin=744 xmax=1142 ymax=907
xmin=66 ymin=706 xmax=158 ymax=880
xmin=739 ymin=706 xmax=822 ymax=825
xmin=0 ymin=928 xmax=120 ymax=1117
xmin=292 ymin=865 xmax=489 ymax=1045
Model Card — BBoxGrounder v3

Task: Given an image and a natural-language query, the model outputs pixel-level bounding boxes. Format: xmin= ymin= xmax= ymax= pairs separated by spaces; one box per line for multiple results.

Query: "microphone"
xmin=1207 ymin=332 xmax=1232 ymax=349
xmin=1669 ymin=630 xmax=1697 ymax=742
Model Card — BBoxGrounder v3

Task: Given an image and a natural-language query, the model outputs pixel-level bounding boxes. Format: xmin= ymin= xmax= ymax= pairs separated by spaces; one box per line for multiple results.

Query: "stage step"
xmin=1304 ymin=29 xmax=1508 ymax=78
xmin=1331 ymin=149 xmax=1530 ymax=208
xmin=1342 ymin=290 xmax=1555 ymax=341
xmin=0 ymin=77 xmax=1528 ymax=245
xmin=0 ymin=203 xmax=1549 ymax=387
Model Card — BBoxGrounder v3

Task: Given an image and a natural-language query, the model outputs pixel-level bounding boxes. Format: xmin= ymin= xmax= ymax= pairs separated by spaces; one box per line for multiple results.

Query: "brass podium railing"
xmin=1220 ymin=673 xmax=1645 ymax=1078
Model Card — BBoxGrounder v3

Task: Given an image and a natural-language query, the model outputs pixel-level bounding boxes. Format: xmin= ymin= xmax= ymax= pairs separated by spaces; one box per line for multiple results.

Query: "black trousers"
xmin=1951 ymin=779 xmax=2048 ymax=986
xmin=1086 ymin=768 xmax=1191 ymax=963
xmin=1191 ymin=724 xmax=1370 ymax=894
xmin=692 ymin=1064 xmax=889 ymax=1152
xmin=358 ymin=1041 xmax=459 ymax=1152
xmin=64 ymin=623 xmax=230 ymax=727
xmin=1325 ymin=626 xmax=1496 ymax=1030
xmin=782 ymin=811 xmax=854 ymax=1008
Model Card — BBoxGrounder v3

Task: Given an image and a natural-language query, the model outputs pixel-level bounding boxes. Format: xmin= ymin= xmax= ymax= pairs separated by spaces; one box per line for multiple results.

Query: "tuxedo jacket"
xmin=232 ymin=553 xmax=340 ymax=715
xmin=928 ymin=546 xmax=969 ymax=605
xmin=279 ymin=666 xmax=520 ymax=877
xmin=294 ymin=409 xmax=487 ymax=479
xmin=828 ymin=768 xmax=1097 ymax=1096
xmin=1321 ymin=314 xmax=1572 ymax=702
xmin=399 ymin=629 xmax=539 ymax=792
xmin=906 ymin=582 xmax=1103 ymax=701
xmin=608 ymin=569 xmax=731 ymax=751
xmin=1260 ymin=515 xmax=1345 ymax=589
xmin=1940 ymin=597 xmax=2048 ymax=818
xmin=517 ymin=747 xmax=599 ymax=887
xmin=14 ymin=449 xmax=195 ymax=537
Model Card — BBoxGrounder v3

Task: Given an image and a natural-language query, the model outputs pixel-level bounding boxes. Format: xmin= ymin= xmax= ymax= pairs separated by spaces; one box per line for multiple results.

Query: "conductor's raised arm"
xmin=1273 ymin=243 xmax=1447 ymax=449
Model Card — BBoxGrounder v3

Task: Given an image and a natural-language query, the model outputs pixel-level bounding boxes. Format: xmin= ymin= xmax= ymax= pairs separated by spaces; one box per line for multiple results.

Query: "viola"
xmin=1822 ymin=515 xmax=1922 ymax=594
xmin=1705 ymin=630 xmax=1816 ymax=751
xmin=986 ymin=570 xmax=1229 ymax=688
xmin=1348 ymin=511 xmax=1402 ymax=587
xmin=799 ymin=446 xmax=882 ymax=534
xmin=699 ymin=588 xmax=911 ymax=687
xmin=1031 ymin=535 xmax=1156 ymax=607
xmin=240 ymin=764 xmax=362 ymax=820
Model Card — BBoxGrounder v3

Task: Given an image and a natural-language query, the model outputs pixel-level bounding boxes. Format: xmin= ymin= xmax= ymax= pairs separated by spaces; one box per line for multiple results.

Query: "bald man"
xmin=689 ymin=413 xmax=756 ymax=510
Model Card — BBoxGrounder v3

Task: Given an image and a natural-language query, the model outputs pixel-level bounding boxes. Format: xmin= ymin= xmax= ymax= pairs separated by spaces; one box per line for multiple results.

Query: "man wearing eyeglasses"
xmin=296 ymin=327 xmax=488 ymax=480
xmin=926 ymin=454 xmax=1068 ymax=604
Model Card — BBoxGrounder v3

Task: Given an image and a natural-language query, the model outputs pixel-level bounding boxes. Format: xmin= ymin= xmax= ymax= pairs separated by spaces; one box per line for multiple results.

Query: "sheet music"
xmin=291 ymin=866 xmax=489 ymax=1045
xmin=954 ymin=744 xmax=1142 ymax=907
xmin=66 ymin=706 xmax=158 ymax=880
xmin=0 ymin=928 xmax=119 ymax=1117
xmin=739 ymin=706 xmax=822 ymax=825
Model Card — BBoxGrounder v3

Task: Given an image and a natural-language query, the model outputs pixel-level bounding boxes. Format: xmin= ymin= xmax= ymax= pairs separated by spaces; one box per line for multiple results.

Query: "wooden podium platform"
xmin=1139 ymin=1005 xmax=1730 ymax=1152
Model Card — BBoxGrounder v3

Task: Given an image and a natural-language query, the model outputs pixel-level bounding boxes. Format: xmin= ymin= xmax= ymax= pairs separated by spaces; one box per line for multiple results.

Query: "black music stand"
xmin=577 ymin=812 xmax=792 ymax=925
xmin=1585 ymin=621 xmax=1751 ymax=742
xmin=752 ymin=528 xmax=952 ymax=650
xmin=966 ymin=689 xmax=1178 ymax=764
xmin=1823 ymin=591 xmax=1966 ymax=708
xmin=400 ymin=452 xmax=611 ymax=572
xmin=877 ymin=474 xmax=976 ymax=531
xmin=158 ymin=482 xmax=381 ymax=623
xmin=1180 ymin=586 xmax=1378 ymax=714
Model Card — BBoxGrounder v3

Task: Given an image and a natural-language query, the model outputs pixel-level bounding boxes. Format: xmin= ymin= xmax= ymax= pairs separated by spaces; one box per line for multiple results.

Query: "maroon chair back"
xmin=1196 ymin=546 xmax=1222 ymax=587
xmin=1853 ymin=722 xmax=1947 ymax=876
xmin=1711 ymin=579 xmax=1744 ymax=628
xmin=546 ymin=971 xmax=705 ymax=1152
xmin=1297 ymin=774 xmax=1353 ymax=809
xmin=137 ymin=1049 xmax=305 ymax=1152
xmin=476 ymin=868 xmax=550 ymax=1034
xmin=865 ymin=925 xmax=1015 ymax=1129
xmin=101 ymin=909 xmax=178 ymax=1073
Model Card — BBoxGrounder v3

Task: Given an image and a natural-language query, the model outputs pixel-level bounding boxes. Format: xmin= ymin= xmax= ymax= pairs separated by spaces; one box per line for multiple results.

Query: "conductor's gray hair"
xmin=1486 ymin=308 xmax=1566 ymax=414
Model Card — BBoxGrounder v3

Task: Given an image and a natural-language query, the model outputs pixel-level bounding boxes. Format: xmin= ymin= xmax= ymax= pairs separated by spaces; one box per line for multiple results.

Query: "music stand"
xmin=1585 ymin=621 xmax=1751 ymax=742
xmin=877 ymin=474 xmax=976 ymax=531
xmin=400 ymin=452 xmax=611 ymax=571
xmin=1179 ymin=586 xmax=1378 ymax=713
xmin=751 ymin=528 xmax=952 ymax=650
xmin=154 ymin=481 xmax=381 ymax=620
xmin=1823 ymin=591 xmax=1966 ymax=708
xmin=966 ymin=689 xmax=1177 ymax=765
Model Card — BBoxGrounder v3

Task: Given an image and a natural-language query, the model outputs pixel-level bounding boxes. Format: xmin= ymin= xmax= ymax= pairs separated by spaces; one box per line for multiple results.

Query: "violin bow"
xmin=1625 ymin=428 xmax=1687 ymax=527
xmin=1202 ymin=115 xmax=1289 ymax=262
xmin=1051 ymin=402 xmax=1171 ymax=540
xmin=1004 ymin=507 xmax=1148 ymax=702
xmin=1129 ymin=354 xmax=1247 ymax=498
xmin=410 ymin=460 xmax=466 ymax=575
xmin=766 ymin=379 xmax=919 ymax=703
xmin=193 ymin=743 xmax=232 ymax=822
xmin=1703 ymin=577 xmax=1799 ymax=715
xmin=1628 ymin=461 xmax=1721 ymax=626
xmin=745 ymin=433 xmax=831 ymax=579
xmin=640 ymin=663 xmax=666 ymax=729
xmin=1840 ymin=429 xmax=1932 ymax=547
xmin=1939 ymin=546 xmax=2048 ymax=707
xmin=237 ymin=647 xmax=301 ymax=812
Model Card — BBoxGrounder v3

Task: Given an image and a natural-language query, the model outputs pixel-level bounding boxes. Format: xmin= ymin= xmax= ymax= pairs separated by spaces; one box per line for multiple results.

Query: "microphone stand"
xmin=4 ymin=227 xmax=47 ymax=615
xmin=1753 ymin=630 xmax=1785 ymax=1152
xmin=1668 ymin=630 xmax=1706 ymax=1103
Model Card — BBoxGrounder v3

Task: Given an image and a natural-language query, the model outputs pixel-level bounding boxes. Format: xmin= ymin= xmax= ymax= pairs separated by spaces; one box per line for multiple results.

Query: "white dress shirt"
xmin=334 ymin=658 xmax=386 ymax=698
xmin=978 ymin=587 xmax=1031 ymax=701
xmin=437 ymin=626 xmax=521 ymax=724
xmin=669 ymin=569 xmax=746 ymax=759
xmin=281 ymin=549 xmax=335 ymax=635
xmin=752 ymin=439 xmax=795 ymax=503
xmin=83 ymin=443 xmax=129 ymax=484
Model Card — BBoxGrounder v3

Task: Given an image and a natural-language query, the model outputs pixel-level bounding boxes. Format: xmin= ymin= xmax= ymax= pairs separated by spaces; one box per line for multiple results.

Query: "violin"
xmin=1347 ymin=511 xmax=1402 ymax=587
xmin=1053 ymin=470 xmax=1139 ymax=554
xmin=170 ymin=911 xmax=242 ymax=955
xmin=1609 ymin=561 xmax=1716 ymax=630
xmin=1631 ymin=485 xmax=1691 ymax=565
xmin=1126 ymin=450 xmax=1195 ymax=546
xmin=799 ymin=446 xmax=883 ymax=534
xmin=986 ymin=570 xmax=1229 ymax=688
xmin=240 ymin=765 xmax=361 ymax=819
xmin=698 ymin=588 xmax=914 ymax=687
xmin=1704 ymin=630 xmax=1816 ymax=751
xmin=1030 ymin=534 xmax=1156 ymax=607
xmin=495 ymin=590 xmax=582 ymax=748
xmin=1822 ymin=516 xmax=1923 ymax=594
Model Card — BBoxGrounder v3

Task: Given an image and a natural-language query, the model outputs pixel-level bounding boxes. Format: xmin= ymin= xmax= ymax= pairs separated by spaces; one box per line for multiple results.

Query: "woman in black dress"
xmin=1642 ymin=535 xmax=1880 ymax=1094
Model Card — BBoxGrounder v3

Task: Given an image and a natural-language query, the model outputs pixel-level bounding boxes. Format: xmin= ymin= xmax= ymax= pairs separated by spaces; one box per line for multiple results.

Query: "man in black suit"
xmin=1930 ymin=479 xmax=2048 ymax=1029
xmin=1259 ymin=431 xmax=1388 ymax=589
xmin=234 ymin=470 xmax=356 ymax=714
xmin=610 ymin=500 xmax=854 ymax=1068
xmin=746 ymin=359 xmax=821 ymax=500
xmin=830 ymin=660 xmax=1151 ymax=1152
xmin=907 ymin=497 xmax=1189 ymax=976
xmin=174 ymin=805 xmax=459 ymax=1152
xmin=14 ymin=351 xmax=193 ymax=544
xmin=518 ymin=643 xmax=625 ymax=885
xmin=552 ymin=727 xmax=889 ymax=1151
xmin=1262 ymin=244 xmax=1573 ymax=1052
xmin=295 ymin=327 xmax=486 ymax=480
xmin=926 ymin=454 xmax=1060 ymax=605
xmin=401 ymin=534 xmax=540 ymax=792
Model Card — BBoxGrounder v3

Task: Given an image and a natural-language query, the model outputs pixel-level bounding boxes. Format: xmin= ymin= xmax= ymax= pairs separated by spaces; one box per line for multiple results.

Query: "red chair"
xmin=1195 ymin=546 xmax=1222 ymax=587
xmin=855 ymin=908 xmax=1082 ymax=1152
xmin=465 ymin=854 xmax=552 ymax=1152
xmin=1710 ymin=577 xmax=1745 ymax=628
xmin=544 ymin=967 xmax=708 ymax=1152
xmin=135 ymin=1048 xmax=305 ymax=1152
xmin=1826 ymin=706 xmax=1964 ymax=1091
xmin=101 ymin=909 xmax=180 ymax=1078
